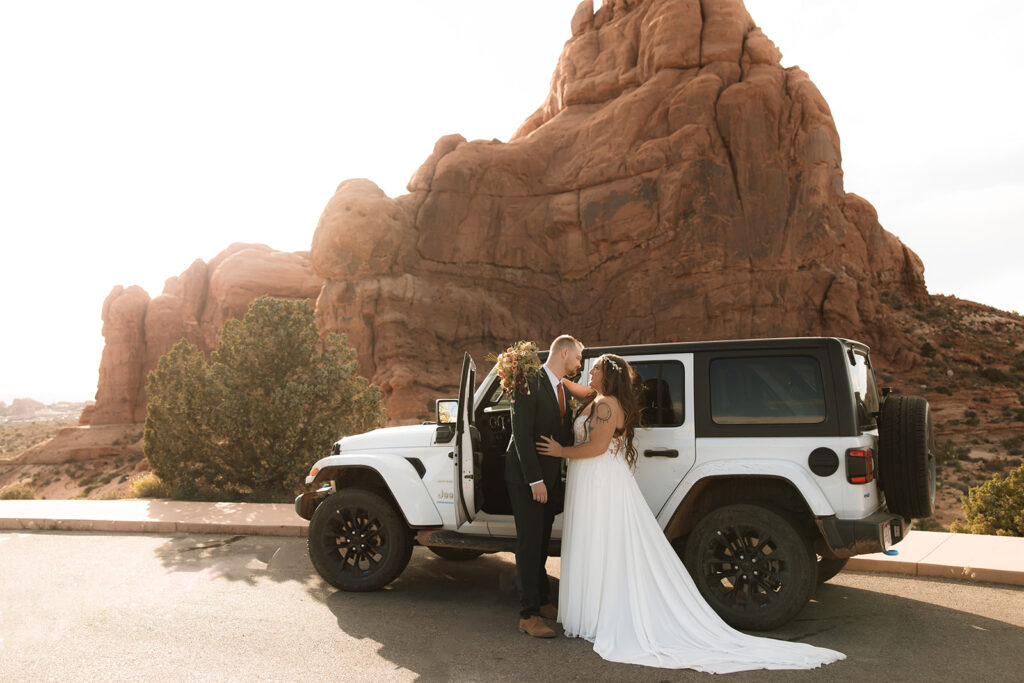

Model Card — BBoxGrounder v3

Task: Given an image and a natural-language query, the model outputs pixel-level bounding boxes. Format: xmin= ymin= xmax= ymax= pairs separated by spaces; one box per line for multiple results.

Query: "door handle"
xmin=643 ymin=449 xmax=678 ymax=458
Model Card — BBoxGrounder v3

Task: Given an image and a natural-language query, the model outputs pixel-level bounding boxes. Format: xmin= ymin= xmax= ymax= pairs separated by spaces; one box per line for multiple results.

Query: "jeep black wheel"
xmin=817 ymin=556 xmax=848 ymax=583
xmin=682 ymin=504 xmax=817 ymax=631
xmin=878 ymin=396 xmax=936 ymax=519
xmin=308 ymin=488 xmax=413 ymax=592
xmin=427 ymin=546 xmax=485 ymax=561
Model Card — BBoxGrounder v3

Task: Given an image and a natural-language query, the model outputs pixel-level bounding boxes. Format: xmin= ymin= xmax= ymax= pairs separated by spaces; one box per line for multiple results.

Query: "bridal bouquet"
xmin=487 ymin=340 xmax=542 ymax=396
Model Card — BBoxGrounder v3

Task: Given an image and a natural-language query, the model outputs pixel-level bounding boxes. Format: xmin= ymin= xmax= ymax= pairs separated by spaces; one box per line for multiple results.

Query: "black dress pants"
xmin=507 ymin=479 xmax=557 ymax=619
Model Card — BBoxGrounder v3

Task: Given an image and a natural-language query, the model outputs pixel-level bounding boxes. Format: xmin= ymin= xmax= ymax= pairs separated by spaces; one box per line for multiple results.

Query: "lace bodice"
xmin=572 ymin=412 xmax=624 ymax=456
xmin=572 ymin=413 xmax=590 ymax=446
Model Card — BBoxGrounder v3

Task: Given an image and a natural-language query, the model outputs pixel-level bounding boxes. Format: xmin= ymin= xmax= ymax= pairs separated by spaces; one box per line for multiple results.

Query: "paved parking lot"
xmin=2 ymin=531 xmax=1023 ymax=681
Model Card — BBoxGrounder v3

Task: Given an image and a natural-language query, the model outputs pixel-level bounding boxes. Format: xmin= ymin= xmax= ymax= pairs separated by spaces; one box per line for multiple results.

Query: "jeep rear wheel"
xmin=682 ymin=504 xmax=816 ymax=631
xmin=817 ymin=556 xmax=848 ymax=583
xmin=308 ymin=488 xmax=413 ymax=592
xmin=878 ymin=396 xmax=936 ymax=519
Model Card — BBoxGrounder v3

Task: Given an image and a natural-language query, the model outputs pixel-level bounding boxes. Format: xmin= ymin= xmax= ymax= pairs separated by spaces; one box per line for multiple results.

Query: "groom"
xmin=505 ymin=334 xmax=583 ymax=638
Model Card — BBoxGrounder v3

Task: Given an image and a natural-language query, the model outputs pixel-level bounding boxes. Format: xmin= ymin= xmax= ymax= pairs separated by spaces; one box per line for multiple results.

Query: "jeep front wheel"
xmin=308 ymin=488 xmax=413 ymax=592
xmin=682 ymin=504 xmax=816 ymax=631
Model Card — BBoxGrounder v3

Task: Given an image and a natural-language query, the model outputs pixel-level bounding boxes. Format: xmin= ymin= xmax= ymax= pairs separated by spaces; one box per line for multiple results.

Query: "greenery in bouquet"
xmin=486 ymin=340 xmax=542 ymax=396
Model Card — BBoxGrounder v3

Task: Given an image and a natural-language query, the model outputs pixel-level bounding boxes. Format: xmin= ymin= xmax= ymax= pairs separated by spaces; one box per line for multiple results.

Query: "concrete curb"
xmin=845 ymin=530 xmax=1024 ymax=587
xmin=2 ymin=501 xmax=1022 ymax=587
xmin=0 ymin=500 xmax=307 ymax=537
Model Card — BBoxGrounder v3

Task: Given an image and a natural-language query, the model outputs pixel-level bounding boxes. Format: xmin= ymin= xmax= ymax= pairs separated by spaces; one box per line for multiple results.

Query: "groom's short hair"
xmin=550 ymin=334 xmax=583 ymax=357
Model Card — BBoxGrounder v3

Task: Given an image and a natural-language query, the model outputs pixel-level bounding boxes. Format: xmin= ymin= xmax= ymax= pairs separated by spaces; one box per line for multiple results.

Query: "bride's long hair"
xmin=594 ymin=353 xmax=641 ymax=469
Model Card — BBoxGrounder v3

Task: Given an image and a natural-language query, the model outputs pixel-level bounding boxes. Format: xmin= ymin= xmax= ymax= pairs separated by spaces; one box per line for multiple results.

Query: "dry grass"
xmin=0 ymin=483 xmax=36 ymax=499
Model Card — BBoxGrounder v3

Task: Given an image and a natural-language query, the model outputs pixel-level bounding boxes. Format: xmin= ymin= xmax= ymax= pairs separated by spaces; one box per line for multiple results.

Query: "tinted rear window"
xmin=710 ymin=356 xmax=826 ymax=425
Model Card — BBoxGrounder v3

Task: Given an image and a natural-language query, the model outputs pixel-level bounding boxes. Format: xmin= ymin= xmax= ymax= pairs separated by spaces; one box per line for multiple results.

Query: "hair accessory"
xmin=603 ymin=356 xmax=621 ymax=372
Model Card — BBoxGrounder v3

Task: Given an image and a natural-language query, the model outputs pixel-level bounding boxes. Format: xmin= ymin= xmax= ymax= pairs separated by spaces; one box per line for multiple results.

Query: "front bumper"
xmin=815 ymin=510 xmax=905 ymax=558
xmin=294 ymin=485 xmax=332 ymax=521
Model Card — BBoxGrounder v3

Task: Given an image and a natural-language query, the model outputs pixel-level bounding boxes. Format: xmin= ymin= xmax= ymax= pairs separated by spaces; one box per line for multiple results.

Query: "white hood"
xmin=335 ymin=424 xmax=437 ymax=452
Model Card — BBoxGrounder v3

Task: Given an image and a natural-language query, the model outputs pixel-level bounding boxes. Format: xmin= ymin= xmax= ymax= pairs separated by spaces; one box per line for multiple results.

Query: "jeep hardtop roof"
xmin=578 ymin=336 xmax=868 ymax=360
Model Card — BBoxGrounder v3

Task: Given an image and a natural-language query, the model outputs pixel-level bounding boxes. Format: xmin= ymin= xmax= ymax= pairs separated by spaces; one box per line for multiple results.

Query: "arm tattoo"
xmin=594 ymin=402 xmax=613 ymax=423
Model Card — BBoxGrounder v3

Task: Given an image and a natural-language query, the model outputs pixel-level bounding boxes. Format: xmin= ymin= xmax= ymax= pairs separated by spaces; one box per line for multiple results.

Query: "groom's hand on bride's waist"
xmin=530 ymin=481 xmax=548 ymax=503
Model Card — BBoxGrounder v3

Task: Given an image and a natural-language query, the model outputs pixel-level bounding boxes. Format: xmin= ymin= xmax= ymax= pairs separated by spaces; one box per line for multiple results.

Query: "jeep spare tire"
xmin=878 ymin=395 xmax=936 ymax=519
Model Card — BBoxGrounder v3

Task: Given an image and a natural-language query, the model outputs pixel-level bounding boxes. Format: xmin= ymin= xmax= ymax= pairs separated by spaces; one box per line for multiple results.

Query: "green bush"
xmin=0 ymin=484 xmax=36 ymax=500
xmin=144 ymin=296 xmax=387 ymax=499
xmin=934 ymin=439 xmax=957 ymax=464
xmin=978 ymin=366 xmax=1009 ymax=383
xmin=912 ymin=517 xmax=946 ymax=532
xmin=950 ymin=463 xmax=1024 ymax=536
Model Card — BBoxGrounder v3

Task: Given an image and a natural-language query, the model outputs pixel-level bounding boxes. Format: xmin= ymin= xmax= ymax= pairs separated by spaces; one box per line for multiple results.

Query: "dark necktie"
xmin=558 ymin=380 xmax=565 ymax=418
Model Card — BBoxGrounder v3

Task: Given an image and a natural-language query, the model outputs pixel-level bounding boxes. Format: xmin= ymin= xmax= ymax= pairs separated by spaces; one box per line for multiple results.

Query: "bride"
xmin=536 ymin=354 xmax=845 ymax=673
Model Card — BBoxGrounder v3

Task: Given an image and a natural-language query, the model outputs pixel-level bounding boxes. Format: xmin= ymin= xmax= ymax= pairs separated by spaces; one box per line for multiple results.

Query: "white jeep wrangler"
xmin=296 ymin=337 xmax=935 ymax=630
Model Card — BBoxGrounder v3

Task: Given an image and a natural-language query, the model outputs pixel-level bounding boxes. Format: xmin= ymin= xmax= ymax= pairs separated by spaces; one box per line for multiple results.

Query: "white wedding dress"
xmin=557 ymin=414 xmax=845 ymax=672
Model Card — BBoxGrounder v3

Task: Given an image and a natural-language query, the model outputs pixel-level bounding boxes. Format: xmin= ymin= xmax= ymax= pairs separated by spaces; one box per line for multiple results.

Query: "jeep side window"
xmin=850 ymin=350 xmax=880 ymax=430
xmin=632 ymin=360 xmax=684 ymax=427
xmin=710 ymin=356 xmax=826 ymax=425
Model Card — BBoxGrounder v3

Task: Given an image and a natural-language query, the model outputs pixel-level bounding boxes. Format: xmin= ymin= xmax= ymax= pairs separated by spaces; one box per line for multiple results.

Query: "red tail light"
xmin=846 ymin=448 xmax=874 ymax=484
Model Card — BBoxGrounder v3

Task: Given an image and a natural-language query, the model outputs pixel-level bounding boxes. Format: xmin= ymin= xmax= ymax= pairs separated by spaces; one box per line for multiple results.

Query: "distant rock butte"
xmin=2 ymin=398 xmax=47 ymax=418
xmin=81 ymin=244 xmax=322 ymax=426
xmin=86 ymin=0 xmax=930 ymax=431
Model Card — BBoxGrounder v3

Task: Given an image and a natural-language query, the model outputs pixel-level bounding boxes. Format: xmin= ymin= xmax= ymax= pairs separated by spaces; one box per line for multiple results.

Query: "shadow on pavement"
xmin=153 ymin=534 xmax=319 ymax=587
xmin=322 ymin=550 xmax=1024 ymax=682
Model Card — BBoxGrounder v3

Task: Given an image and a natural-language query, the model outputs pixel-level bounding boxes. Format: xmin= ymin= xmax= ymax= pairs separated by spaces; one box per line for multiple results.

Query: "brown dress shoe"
xmin=538 ymin=603 xmax=558 ymax=619
xmin=519 ymin=615 xmax=556 ymax=638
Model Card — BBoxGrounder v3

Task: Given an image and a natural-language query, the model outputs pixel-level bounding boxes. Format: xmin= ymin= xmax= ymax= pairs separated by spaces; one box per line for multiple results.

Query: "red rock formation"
xmin=82 ymin=285 xmax=151 ymax=425
xmin=311 ymin=0 xmax=928 ymax=423
xmin=81 ymin=0 xmax=936 ymax=431
xmin=82 ymin=244 xmax=323 ymax=426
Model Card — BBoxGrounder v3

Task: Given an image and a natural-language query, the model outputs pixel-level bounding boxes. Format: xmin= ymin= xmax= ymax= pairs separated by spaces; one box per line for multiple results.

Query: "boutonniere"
xmin=486 ymin=340 xmax=542 ymax=398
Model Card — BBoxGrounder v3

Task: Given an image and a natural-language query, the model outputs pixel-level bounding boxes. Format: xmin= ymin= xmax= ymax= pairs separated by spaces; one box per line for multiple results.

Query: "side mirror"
xmin=436 ymin=399 xmax=458 ymax=425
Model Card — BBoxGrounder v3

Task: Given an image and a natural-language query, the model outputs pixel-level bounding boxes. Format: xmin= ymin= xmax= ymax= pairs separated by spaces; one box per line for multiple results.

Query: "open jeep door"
xmin=453 ymin=352 xmax=481 ymax=528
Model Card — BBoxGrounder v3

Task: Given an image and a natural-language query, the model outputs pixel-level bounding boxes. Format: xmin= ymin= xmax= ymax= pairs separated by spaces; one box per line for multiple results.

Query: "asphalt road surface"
xmin=1 ymin=531 xmax=1022 ymax=682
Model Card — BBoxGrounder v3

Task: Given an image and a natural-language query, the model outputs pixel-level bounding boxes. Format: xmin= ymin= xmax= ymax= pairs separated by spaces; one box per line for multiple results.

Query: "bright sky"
xmin=2 ymin=1 xmax=1021 ymax=404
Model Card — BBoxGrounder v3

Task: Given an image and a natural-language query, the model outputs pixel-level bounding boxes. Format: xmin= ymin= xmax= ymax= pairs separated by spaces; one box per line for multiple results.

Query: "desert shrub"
xmin=978 ymin=366 xmax=1009 ymax=383
xmin=934 ymin=439 xmax=969 ymax=464
xmin=950 ymin=463 xmax=1024 ymax=536
xmin=1001 ymin=435 xmax=1024 ymax=451
xmin=920 ymin=342 xmax=937 ymax=359
xmin=880 ymin=291 xmax=906 ymax=311
xmin=126 ymin=473 xmax=176 ymax=499
xmin=144 ymin=296 xmax=386 ymax=499
xmin=912 ymin=517 xmax=946 ymax=532
xmin=0 ymin=483 xmax=36 ymax=500
xmin=932 ymin=385 xmax=952 ymax=395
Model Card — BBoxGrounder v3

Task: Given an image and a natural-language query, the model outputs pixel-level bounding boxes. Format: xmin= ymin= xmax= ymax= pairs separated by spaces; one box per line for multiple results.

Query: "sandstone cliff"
xmin=310 ymin=0 xmax=926 ymax=422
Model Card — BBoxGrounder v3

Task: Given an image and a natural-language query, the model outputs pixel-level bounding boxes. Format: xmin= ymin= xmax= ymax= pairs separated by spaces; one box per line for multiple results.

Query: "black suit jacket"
xmin=504 ymin=370 xmax=574 ymax=492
